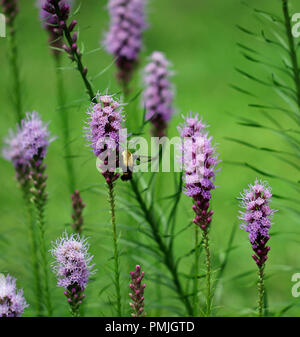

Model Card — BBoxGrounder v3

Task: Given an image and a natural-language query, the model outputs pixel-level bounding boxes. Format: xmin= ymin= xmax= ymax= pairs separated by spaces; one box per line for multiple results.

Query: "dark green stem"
xmin=7 ymin=24 xmax=22 ymax=123
xmin=108 ymin=182 xmax=122 ymax=316
xmin=282 ymin=0 xmax=300 ymax=109
xmin=35 ymin=198 xmax=53 ymax=316
xmin=193 ymin=225 xmax=199 ymax=316
xmin=53 ymin=2 xmax=96 ymax=102
xmin=54 ymin=55 xmax=76 ymax=193
xmin=130 ymin=178 xmax=193 ymax=316
xmin=30 ymin=162 xmax=53 ymax=316
xmin=21 ymin=185 xmax=43 ymax=316
xmin=203 ymin=230 xmax=212 ymax=316
xmin=258 ymin=265 xmax=265 ymax=317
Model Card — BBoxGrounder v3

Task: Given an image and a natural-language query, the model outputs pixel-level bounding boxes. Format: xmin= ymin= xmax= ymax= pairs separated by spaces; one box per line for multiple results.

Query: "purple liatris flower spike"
xmin=144 ymin=51 xmax=174 ymax=137
xmin=37 ymin=0 xmax=72 ymax=54
xmin=104 ymin=0 xmax=147 ymax=85
xmin=71 ymin=190 xmax=86 ymax=235
xmin=20 ymin=111 xmax=53 ymax=164
xmin=129 ymin=265 xmax=146 ymax=317
xmin=85 ymin=93 xmax=125 ymax=184
xmin=0 ymin=274 xmax=28 ymax=317
xmin=51 ymin=232 xmax=94 ymax=315
xmin=178 ymin=113 xmax=219 ymax=231
xmin=239 ymin=179 xmax=276 ymax=267
xmin=0 ymin=0 xmax=18 ymax=26
xmin=2 ymin=112 xmax=53 ymax=189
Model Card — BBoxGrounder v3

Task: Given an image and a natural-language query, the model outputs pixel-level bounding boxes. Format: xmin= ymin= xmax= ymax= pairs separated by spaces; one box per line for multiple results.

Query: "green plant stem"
xmin=7 ymin=24 xmax=22 ymax=123
xmin=130 ymin=178 xmax=193 ymax=316
xmin=35 ymin=198 xmax=53 ymax=317
xmin=54 ymin=55 xmax=76 ymax=193
xmin=108 ymin=182 xmax=122 ymax=316
xmin=203 ymin=230 xmax=212 ymax=316
xmin=21 ymin=186 xmax=43 ymax=316
xmin=53 ymin=2 xmax=96 ymax=102
xmin=282 ymin=0 xmax=300 ymax=109
xmin=193 ymin=225 xmax=199 ymax=316
xmin=258 ymin=265 xmax=265 ymax=317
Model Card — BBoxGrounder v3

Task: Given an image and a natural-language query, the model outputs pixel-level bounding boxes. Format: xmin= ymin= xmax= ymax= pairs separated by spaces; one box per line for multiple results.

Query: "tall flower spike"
xmin=129 ymin=265 xmax=146 ymax=317
xmin=0 ymin=0 xmax=18 ymax=26
xmin=51 ymin=232 xmax=95 ymax=316
xmin=0 ymin=274 xmax=28 ymax=317
xmin=144 ymin=51 xmax=174 ymax=137
xmin=20 ymin=111 xmax=54 ymax=316
xmin=239 ymin=179 xmax=276 ymax=316
xmin=20 ymin=111 xmax=53 ymax=164
xmin=104 ymin=0 xmax=147 ymax=87
xmin=178 ymin=113 xmax=219 ymax=230
xmin=239 ymin=179 xmax=276 ymax=267
xmin=71 ymin=190 xmax=86 ymax=235
xmin=178 ymin=113 xmax=219 ymax=316
xmin=37 ymin=0 xmax=72 ymax=55
xmin=85 ymin=93 xmax=125 ymax=183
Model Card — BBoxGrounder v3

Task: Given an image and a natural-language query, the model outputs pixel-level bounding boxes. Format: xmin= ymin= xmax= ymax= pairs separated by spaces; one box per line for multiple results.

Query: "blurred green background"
xmin=0 ymin=0 xmax=300 ymax=316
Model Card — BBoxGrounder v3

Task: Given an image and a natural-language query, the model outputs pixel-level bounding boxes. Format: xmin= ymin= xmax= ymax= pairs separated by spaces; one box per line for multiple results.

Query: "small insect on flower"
xmin=0 ymin=274 xmax=28 ymax=317
xmin=120 ymin=149 xmax=134 ymax=181
xmin=51 ymin=232 xmax=95 ymax=316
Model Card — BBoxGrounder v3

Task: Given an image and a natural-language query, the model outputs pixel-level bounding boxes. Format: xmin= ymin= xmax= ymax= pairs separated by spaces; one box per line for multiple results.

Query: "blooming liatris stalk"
xmin=178 ymin=113 xmax=219 ymax=231
xmin=2 ymin=127 xmax=30 ymax=190
xmin=51 ymin=232 xmax=94 ymax=316
xmin=38 ymin=0 xmax=72 ymax=54
xmin=239 ymin=179 xmax=276 ymax=317
xmin=0 ymin=274 xmax=28 ymax=317
xmin=239 ymin=179 xmax=276 ymax=267
xmin=129 ymin=265 xmax=146 ymax=317
xmin=85 ymin=93 xmax=124 ymax=316
xmin=85 ymin=93 xmax=125 ymax=184
xmin=0 ymin=0 xmax=18 ymax=26
xmin=178 ymin=113 xmax=219 ymax=316
xmin=144 ymin=51 xmax=174 ymax=137
xmin=104 ymin=0 xmax=147 ymax=87
xmin=71 ymin=190 xmax=86 ymax=235
xmin=20 ymin=111 xmax=54 ymax=316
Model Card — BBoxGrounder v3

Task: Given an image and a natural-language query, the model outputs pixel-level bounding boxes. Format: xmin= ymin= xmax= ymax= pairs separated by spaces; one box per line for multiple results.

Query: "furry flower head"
xmin=51 ymin=232 xmax=94 ymax=290
xmin=144 ymin=51 xmax=174 ymax=137
xmin=104 ymin=0 xmax=147 ymax=83
xmin=3 ymin=112 xmax=53 ymax=168
xmin=0 ymin=274 xmax=28 ymax=317
xmin=178 ymin=113 xmax=219 ymax=199
xmin=239 ymin=179 xmax=277 ymax=266
xmin=239 ymin=180 xmax=276 ymax=244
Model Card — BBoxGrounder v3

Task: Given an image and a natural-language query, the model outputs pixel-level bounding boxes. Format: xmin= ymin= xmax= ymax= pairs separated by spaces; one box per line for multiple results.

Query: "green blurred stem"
xmin=130 ymin=178 xmax=193 ymax=316
xmin=282 ymin=0 xmax=300 ymax=109
xmin=53 ymin=2 xmax=96 ymax=103
xmin=7 ymin=24 xmax=23 ymax=123
xmin=258 ymin=265 xmax=265 ymax=317
xmin=54 ymin=55 xmax=76 ymax=193
xmin=193 ymin=225 xmax=199 ymax=316
xmin=108 ymin=182 xmax=122 ymax=316
xmin=203 ymin=230 xmax=212 ymax=316
xmin=21 ymin=185 xmax=43 ymax=316
xmin=31 ymin=163 xmax=53 ymax=317
xmin=35 ymin=198 xmax=53 ymax=317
